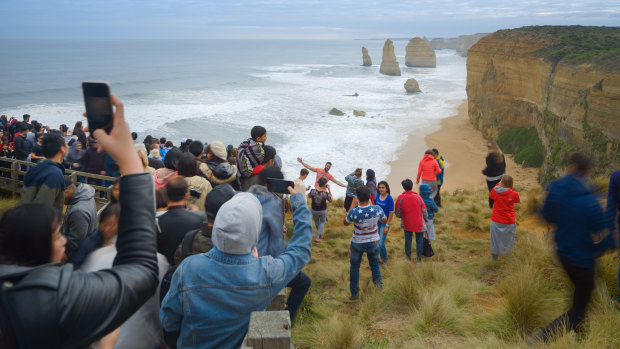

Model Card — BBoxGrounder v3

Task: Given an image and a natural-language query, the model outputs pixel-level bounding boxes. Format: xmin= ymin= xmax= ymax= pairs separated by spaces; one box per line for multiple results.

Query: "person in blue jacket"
xmin=532 ymin=153 xmax=616 ymax=342
xmin=607 ymin=169 xmax=620 ymax=304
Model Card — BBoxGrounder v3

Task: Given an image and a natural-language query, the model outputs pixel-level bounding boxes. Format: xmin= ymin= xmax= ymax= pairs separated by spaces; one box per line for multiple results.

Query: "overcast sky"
xmin=2 ymin=0 xmax=619 ymax=40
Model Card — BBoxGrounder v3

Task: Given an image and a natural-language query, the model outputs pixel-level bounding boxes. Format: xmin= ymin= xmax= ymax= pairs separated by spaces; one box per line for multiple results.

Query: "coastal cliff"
xmin=430 ymin=33 xmax=488 ymax=56
xmin=466 ymin=26 xmax=620 ymax=180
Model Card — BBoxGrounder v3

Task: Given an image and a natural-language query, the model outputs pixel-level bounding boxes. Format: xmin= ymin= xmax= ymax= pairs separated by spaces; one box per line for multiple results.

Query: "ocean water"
xmin=0 ymin=39 xmax=466 ymax=197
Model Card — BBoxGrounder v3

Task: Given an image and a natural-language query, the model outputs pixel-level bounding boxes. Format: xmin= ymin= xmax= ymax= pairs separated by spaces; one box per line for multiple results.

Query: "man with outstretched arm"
xmin=297 ymin=157 xmax=348 ymax=189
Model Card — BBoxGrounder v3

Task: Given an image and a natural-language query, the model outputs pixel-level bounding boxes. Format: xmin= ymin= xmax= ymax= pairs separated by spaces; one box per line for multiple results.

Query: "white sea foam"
xmin=2 ymin=44 xmax=465 ymax=198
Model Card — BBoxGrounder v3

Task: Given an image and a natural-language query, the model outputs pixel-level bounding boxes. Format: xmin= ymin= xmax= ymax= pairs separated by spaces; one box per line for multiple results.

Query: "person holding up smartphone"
xmin=0 ymin=91 xmax=160 ymax=349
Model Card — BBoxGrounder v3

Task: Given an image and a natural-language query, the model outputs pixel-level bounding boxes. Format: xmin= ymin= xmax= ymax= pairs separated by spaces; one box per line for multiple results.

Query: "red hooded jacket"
xmin=395 ymin=191 xmax=427 ymax=232
xmin=417 ymin=154 xmax=442 ymax=182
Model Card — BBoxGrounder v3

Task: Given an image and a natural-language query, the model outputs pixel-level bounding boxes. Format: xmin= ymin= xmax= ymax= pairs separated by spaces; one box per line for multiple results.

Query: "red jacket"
xmin=490 ymin=185 xmax=520 ymax=224
xmin=417 ymin=154 xmax=442 ymax=182
xmin=395 ymin=191 xmax=427 ymax=232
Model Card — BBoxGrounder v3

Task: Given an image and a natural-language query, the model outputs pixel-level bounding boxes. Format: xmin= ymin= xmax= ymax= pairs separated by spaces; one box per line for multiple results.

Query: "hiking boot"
xmin=349 ymin=293 xmax=359 ymax=301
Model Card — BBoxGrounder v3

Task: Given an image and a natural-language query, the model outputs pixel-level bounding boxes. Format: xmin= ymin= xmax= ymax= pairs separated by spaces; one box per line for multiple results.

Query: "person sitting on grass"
xmin=489 ymin=174 xmax=520 ymax=260
xmin=419 ymin=183 xmax=439 ymax=242
xmin=160 ymin=182 xmax=312 ymax=349
xmin=19 ymin=132 xmax=68 ymax=212
xmin=344 ymin=185 xmax=387 ymax=301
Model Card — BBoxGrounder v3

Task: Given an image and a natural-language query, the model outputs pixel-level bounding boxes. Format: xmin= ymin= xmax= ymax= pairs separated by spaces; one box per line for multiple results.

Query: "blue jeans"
xmin=286 ymin=271 xmax=311 ymax=325
xmin=377 ymin=222 xmax=388 ymax=262
xmin=349 ymin=241 xmax=382 ymax=296
xmin=311 ymin=209 xmax=327 ymax=239
xmin=404 ymin=231 xmax=423 ymax=261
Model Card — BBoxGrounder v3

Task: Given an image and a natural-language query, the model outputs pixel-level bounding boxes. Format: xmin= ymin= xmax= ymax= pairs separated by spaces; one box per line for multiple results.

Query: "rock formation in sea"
xmin=353 ymin=110 xmax=366 ymax=116
xmin=379 ymin=39 xmax=401 ymax=76
xmin=430 ymin=33 xmax=488 ymax=57
xmin=328 ymin=108 xmax=344 ymax=116
xmin=404 ymin=78 xmax=421 ymax=93
xmin=361 ymin=47 xmax=372 ymax=66
xmin=405 ymin=37 xmax=436 ymax=67
xmin=466 ymin=26 xmax=620 ymax=180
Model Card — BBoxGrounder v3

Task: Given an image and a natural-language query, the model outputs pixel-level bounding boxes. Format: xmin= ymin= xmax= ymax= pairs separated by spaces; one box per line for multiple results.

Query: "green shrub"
xmin=497 ymin=127 xmax=545 ymax=167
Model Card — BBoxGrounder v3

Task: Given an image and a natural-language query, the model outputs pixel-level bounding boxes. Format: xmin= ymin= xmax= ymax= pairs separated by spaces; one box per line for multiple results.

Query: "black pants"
xmin=344 ymin=196 xmax=354 ymax=212
xmin=487 ymin=178 xmax=502 ymax=208
xmin=286 ymin=271 xmax=311 ymax=326
xmin=434 ymin=184 xmax=442 ymax=207
xmin=538 ymin=256 xmax=594 ymax=341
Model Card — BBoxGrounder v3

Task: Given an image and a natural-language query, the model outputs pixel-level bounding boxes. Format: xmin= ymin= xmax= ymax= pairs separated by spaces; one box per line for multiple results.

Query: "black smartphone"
xmin=82 ymin=81 xmax=113 ymax=134
xmin=189 ymin=189 xmax=202 ymax=199
xmin=267 ymin=178 xmax=295 ymax=194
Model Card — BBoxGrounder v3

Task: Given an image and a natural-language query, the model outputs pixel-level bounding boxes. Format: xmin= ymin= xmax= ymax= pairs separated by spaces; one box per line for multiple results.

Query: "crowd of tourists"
xmin=0 ymin=99 xmax=618 ymax=348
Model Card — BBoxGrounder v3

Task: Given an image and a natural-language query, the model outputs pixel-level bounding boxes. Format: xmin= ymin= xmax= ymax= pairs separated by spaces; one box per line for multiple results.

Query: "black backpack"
xmin=159 ymin=228 xmax=200 ymax=304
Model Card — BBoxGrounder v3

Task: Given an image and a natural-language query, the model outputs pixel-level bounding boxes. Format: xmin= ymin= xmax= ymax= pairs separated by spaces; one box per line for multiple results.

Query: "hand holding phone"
xmin=267 ymin=178 xmax=295 ymax=194
xmin=82 ymin=81 xmax=113 ymax=134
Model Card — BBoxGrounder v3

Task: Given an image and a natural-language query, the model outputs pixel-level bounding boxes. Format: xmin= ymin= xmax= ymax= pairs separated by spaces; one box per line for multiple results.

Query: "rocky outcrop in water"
xmin=466 ymin=26 xmax=620 ymax=180
xmin=361 ymin=47 xmax=372 ymax=66
xmin=379 ymin=39 xmax=401 ymax=76
xmin=405 ymin=37 xmax=436 ymax=67
xmin=328 ymin=108 xmax=344 ymax=116
xmin=353 ymin=110 xmax=366 ymax=116
xmin=404 ymin=78 xmax=421 ymax=93
xmin=430 ymin=33 xmax=488 ymax=57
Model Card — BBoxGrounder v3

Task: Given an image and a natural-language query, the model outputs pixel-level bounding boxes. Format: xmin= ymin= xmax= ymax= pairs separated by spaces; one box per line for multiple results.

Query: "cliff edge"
xmin=466 ymin=26 xmax=620 ymax=181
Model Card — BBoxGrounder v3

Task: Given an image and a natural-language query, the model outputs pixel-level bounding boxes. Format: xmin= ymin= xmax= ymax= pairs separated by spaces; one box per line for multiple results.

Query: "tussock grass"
xmin=291 ymin=187 xmax=620 ymax=348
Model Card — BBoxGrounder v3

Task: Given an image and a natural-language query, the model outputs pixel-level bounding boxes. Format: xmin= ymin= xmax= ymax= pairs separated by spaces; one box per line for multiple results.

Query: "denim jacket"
xmin=159 ymin=193 xmax=312 ymax=349
xmin=248 ymin=184 xmax=286 ymax=258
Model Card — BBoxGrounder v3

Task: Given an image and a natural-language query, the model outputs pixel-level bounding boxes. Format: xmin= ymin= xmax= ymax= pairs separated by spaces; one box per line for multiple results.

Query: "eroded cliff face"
xmin=467 ymin=29 xmax=620 ymax=180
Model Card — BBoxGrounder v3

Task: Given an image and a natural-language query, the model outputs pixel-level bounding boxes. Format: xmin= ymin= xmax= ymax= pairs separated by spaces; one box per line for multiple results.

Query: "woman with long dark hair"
xmin=482 ymin=141 xmax=506 ymax=208
xmin=375 ymin=180 xmax=394 ymax=264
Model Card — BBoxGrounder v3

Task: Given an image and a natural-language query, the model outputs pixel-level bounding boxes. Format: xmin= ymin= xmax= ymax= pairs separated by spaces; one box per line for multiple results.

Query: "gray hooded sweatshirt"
xmin=63 ymin=183 xmax=97 ymax=259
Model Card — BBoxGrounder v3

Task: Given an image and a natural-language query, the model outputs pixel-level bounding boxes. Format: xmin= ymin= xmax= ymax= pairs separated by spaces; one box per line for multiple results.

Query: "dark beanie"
xmin=205 ymin=184 xmax=237 ymax=219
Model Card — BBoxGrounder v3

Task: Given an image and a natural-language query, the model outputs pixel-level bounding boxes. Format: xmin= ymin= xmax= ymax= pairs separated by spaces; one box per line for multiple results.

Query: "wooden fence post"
xmin=10 ymin=162 xmax=18 ymax=200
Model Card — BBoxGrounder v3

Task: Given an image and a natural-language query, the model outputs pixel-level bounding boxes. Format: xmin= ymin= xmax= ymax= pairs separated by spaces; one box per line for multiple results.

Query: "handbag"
xmin=423 ymin=237 xmax=434 ymax=257
xmin=394 ymin=195 xmax=404 ymax=218
xmin=422 ymin=229 xmax=434 ymax=257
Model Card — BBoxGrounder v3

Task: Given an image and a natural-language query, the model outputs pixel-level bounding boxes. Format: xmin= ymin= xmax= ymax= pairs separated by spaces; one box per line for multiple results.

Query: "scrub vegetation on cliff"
xmin=290 ymin=188 xmax=619 ymax=348
xmin=518 ymin=26 xmax=620 ymax=70
xmin=497 ymin=127 xmax=545 ymax=167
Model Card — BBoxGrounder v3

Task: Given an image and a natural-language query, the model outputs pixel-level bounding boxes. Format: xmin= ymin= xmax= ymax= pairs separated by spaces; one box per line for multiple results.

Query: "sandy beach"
xmin=386 ymin=100 xmax=539 ymax=196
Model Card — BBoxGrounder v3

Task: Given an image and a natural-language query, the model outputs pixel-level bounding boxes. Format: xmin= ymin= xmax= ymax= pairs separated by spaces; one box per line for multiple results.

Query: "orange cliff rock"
xmin=466 ymin=27 xmax=620 ymax=180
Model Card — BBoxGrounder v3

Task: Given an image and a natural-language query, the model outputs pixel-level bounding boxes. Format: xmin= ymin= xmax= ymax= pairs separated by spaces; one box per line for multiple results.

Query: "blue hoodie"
xmin=542 ymin=173 xmax=615 ymax=268
xmin=419 ymin=184 xmax=438 ymax=220
xmin=19 ymin=159 xmax=65 ymax=212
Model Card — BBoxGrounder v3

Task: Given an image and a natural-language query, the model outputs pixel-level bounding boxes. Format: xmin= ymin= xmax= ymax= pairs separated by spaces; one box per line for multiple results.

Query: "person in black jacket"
xmin=157 ymin=176 xmax=207 ymax=264
xmin=0 ymin=94 xmax=159 ymax=349
xmin=13 ymin=123 xmax=29 ymax=162
xmin=482 ymin=141 xmax=506 ymax=208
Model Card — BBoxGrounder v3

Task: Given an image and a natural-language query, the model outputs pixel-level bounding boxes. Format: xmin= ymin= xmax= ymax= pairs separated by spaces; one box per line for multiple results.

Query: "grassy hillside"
xmin=288 ymin=188 xmax=619 ymax=348
xmin=499 ymin=26 xmax=620 ymax=71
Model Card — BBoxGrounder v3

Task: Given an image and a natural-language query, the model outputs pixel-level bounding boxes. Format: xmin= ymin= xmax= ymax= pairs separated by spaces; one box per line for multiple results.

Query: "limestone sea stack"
xmin=405 ymin=37 xmax=436 ymax=67
xmin=404 ymin=78 xmax=421 ymax=93
xmin=379 ymin=39 xmax=401 ymax=76
xmin=361 ymin=47 xmax=372 ymax=66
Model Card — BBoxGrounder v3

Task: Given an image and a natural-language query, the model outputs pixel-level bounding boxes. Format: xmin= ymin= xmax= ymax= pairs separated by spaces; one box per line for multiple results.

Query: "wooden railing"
xmin=0 ymin=157 xmax=117 ymax=206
